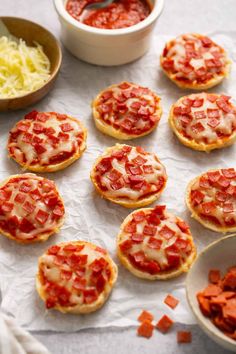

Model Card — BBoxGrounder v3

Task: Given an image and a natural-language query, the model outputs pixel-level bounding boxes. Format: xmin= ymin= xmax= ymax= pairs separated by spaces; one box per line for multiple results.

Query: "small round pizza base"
xmin=8 ymin=114 xmax=87 ymax=173
xmin=0 ymin=174 xmax=65 ymax=244
xmin=186 ymin=175 xmax=236 ymax=233
xmin=160 ymin=34 xmax=231 ymax=90
xmin=117 ymin=208 xmax=197 ymax=280
xmin=169 ymin=97 xmax=236 ymax=152
xmin=36 ymin=241 xmax=118 ymax=314
xmin=90 ymin=144 xmax=167 ymax=208
xmin=92 ymin=83 xmax=162 ymax=140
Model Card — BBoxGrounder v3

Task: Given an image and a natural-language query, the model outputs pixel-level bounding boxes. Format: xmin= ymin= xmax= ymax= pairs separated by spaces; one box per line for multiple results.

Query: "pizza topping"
xmin=118 ymin=207 xmax=194 ymax=275
xmin=177 ymin=331 xmax=192 ymax=343
xmin=8 ymin=111 xmax=86 ymax=168
xmin=138 ymin=310 xmax=154 ymax=323
xmin=197 ymin=266 xmax=236 ymax=340
xmin=172 ymin=93 xmax=236 ymax=146
xmin=156 ymin=315 xmax=174 ymax=333
xmin=39 ymin=242 xmax=114 ymax=309
xmin=162 ymin=33 xmax=228 ymax=85
xmin=164 ymin=294 xmax=179 ymax=309
xmin=0 ymin=174 xmax=64 ymax=241
xmin=189 ymin=168 xmax=236 ymax=229
xmin=137 ymin=320 xmax=154 ymax=338
xmin=94 ymin=82 xmax=162 ymax=137
xmin=94 ymin=145 xmax=167 ymax=202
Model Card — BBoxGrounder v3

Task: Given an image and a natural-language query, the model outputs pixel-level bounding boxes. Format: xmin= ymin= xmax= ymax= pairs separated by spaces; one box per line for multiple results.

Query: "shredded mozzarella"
xmin=0 ymin=36 xmax=50 ymax=98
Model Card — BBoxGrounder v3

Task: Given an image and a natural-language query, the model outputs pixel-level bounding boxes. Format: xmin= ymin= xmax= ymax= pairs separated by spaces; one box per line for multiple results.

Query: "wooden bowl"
xmin=0 ymin=17 xmax=62 ymax=111
xmin=186 ymin=234 xmax=236 ymax=352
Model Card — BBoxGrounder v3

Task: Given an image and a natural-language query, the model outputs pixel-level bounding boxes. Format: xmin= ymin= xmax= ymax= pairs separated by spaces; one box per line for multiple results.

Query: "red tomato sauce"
xmin=66 ymin=0 xmax=151 ymax=29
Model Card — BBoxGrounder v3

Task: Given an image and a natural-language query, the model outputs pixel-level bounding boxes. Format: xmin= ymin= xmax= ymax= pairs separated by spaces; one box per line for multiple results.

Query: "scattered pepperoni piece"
xmin=177 ymin=331 xmax=192 ymax=343
xmin=208 ymin=269 xmax=221 ymax=284
xmin=137 ymin=320 xmax=154 ymax=339
xmin=156 ymin=315 xmax=174 ymax=333
xmin=164 ymin=294 xmax=179 ymax=309
xmin=138 ymin=310 xmax=154 ymax=323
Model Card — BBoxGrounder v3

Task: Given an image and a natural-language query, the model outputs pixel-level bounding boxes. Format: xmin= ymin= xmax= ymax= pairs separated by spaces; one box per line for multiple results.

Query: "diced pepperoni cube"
xmin=148 ymin=237 xmax=162 ymax=249
xmin=199 ymin=176 xmax=210 ymax=188
xmin=0 ymin=190 xmax=12 ymax=201
xmin=131 ymin=155 xmax=147 ymax=166
xmin=124 ymin=221 xmax=136 ymax=233
xmin=148 ymin=212 xmax=161 ymax=225
xmin=138 ymin=310 xmax=154 ymax=323
xmin=133 ymin=211 xmax=146 ymax=222
xmin=215 ymin=191 xmax=228 ymax=202
xmin=177 ymin=220 xmax=189 ymax=232
xmin=131 ymin=233 xmax=144 ymax=243
xmin=125 ymin=163 xmax=142 ymax=175
xmin=207 ymin=118 xmax=220 ymax=128
xmin=164 ymin=294 xmax=179 ymax=309
xmin=36 ymin=113 xmax=49 ymax=122
xmin=19 ymin=182 xmax=32 ymax=193
xmin=177 ymin=331 xmax=192 ymax=343
xmin=223 ymin=203 xmax=234 ymax=213
xmin=22 ymin=132 xmax=33 ymax=143
xmin=24 ymin=110 xmax=38 ymax=120
xmin=216 ymin=98 xmax=231 ymax=113
xmin=208 ymin=269 xmax=221 ymax=284
xmin=60 ymin=269 xmax=72 ymax=280
xmin=36 ymin=209 xmax=49 ymax=224
xmin=191 ymin=122 xmax=205 ymax=133
xmin=207 ymin=94 xmax=218 ymax=103
xmin=33 ymin=123 xmax=45 ymax=134
xmin=182 ymin=98 xmax=193 ymax=107
xmin=96 ymin=157 xmax=112 ymax=174
xmin=192 ymin=98 xmax=204 ymax=107
xmin=60 ymin=123 xmax=73 ymax=132
xmin=118 ymin=82 xmax=130 ymax=90
xmin=207 ymin=109 xmax=220 ymax=119
xmin=159 ymin=225 xmax=175 ymax=239
xmin=137 ymin=320 xmax=154 ymax=338
xmin=2 ymin=202 xmax=14 ymax=213
xmin=133 ymin=251 xmax=146 ymax=263
xmin=83 ymin=288 xmax=98 ymax=304
xmin=119 ymin=240 xmax=133 ymax=252
xmin=217 ymin=176 xmax=230 ymax=188
xmin=107 ymin=169 xmax=122 ymax=182
xmin=30 ymin=189 xmax=41 ymax=201
xmin=196 ymin=67 xmax=207 ymax=77
xmin=48 ymin=245 xmax=60 ymax=255
xmin=17 ymin=122 xmax=30 ymax=132
xmin=191 ymin=190 xmax=205 ymax=205
xmin=162 ymin=59 xmax=174 ymax=71
xmin=53 ymin=205 xmax=64 ymax=218
xmin=56 ymin=113 xmax=68 ymax=121
xmin=101 ymin=90 xmax=113 ymax=101
xmin=143 ymin=225 xmax=157 ymax=236
xmin=23 ymin=201 xmax=35 ymax=214
xmin=73 ymin=277 xmax=86 ymax=290
xmin=221 ymin=168 xmax=236 ymax=179
xmin=110 ymin=179 xmax=124 ymax=190
xmin=19 ymin=218 xmax=35 ymax=233
xmin=201 ymin=201 xmax=216 ymax=214
xmin=58 ymin=132 xmax=70 ymax=141
xmin=203 ymin=284 xmax=222 ymax=297
xmin=143 ymin=165 xmax=154 ymax=174
xmin=207 ymin=171 xmax=221 ymax=183
xmin=156 ymin=315 xmax=174 ymax=333
xmin=34 ymin=144 xmax=47 ymax=154
xmin=14 ymin=193 xmax=26 ymax=204
xmin=44 ymin=196 xmax=58 ymax=208
xmin=153 ymin=205 xmax=166 ymax=217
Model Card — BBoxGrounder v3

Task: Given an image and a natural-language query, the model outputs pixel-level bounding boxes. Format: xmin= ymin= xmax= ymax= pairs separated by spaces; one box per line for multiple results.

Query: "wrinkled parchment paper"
xmin=0 ymin=33 xmax=235 ymax=331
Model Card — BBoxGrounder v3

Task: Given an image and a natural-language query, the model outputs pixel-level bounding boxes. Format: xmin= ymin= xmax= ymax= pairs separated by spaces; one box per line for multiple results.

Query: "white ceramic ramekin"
xmin=54 ymin=0 xmax=164 ymax=66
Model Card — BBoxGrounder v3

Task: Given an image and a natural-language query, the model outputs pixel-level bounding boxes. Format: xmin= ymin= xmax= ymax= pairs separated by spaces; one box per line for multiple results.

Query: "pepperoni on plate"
xmin=169 ymin=93 xmax=236 ymax=152
xmin=117 ymin=206 xmax=196 ymax=280
xmin=8 ymin=111 xmax=87 ymax=172
xmin=0 ymin=173 xmax=65 ymax=243
xmin=36 ymin=241 xmax=118 ymax=314
xmin=161 ymin=33 xmax=230 ymax=90
xmin=92 ymin=82 xmax=162 ymax=140
xmin=186 ymin=168 xmax=236 ymax=232
xmin=90 ymin=144 xmax=167 ymax=208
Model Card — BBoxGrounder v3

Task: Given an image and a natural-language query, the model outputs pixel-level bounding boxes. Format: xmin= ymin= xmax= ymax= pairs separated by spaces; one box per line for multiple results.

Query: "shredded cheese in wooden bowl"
xmin=0 ymin=36 xmax=50 ymax=98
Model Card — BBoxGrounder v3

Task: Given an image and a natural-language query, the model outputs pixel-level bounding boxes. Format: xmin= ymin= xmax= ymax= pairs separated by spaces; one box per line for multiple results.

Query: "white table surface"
xmin=0 ymin=0 xmax=235 ymax=353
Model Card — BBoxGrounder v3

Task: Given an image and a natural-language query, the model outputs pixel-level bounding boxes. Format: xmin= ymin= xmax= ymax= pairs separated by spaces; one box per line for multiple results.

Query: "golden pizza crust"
xmin=0 ymin=173 xmax=65 ymax=244
xmin=160 ymin=34 xmax=231 ymax=90
xmin=92 ymin=83 xmax=162 ymax=140
xmin=168 ymin=96 xmax=236 ymax=152
xmin=36 ymin=241 xmax=118 ymax=314
xmin=186 ymin=174 xmax=236 ymax=233
xmin=90 ymin=144 xmax=167 ymax=208
xmin=8 ymin=116 xmax=87 ymax=173
xmin=117 ymin=208 xmax=197 ymax=280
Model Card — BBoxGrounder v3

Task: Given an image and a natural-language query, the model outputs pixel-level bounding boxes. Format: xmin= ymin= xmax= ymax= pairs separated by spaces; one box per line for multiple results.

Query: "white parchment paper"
xmin=0 ymin=33 xmax=235 ymax=332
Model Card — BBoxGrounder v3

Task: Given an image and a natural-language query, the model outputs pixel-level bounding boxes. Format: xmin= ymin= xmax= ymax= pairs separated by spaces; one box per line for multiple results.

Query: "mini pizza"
xmin=0 ymin=173 xmax=65 ymax=244
xmin=160 ymin=33 xmax=231 ymax=90
xmin=36 ymin=241 xmax=118 ymax=314
xmin=169 ymin=93 xmax=236 ymax=152
xmin=8 ymin=110 xmax=87 ymax=172
xmin=90 ymin=144 xmax=167 ymax=208
xmin=92 ymin=81 xmax=162 ymax=140
xmin=186 ymin=168 xmax=236 ymax=232
xmin=117 ymin=205 xmax=196 ymax=280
